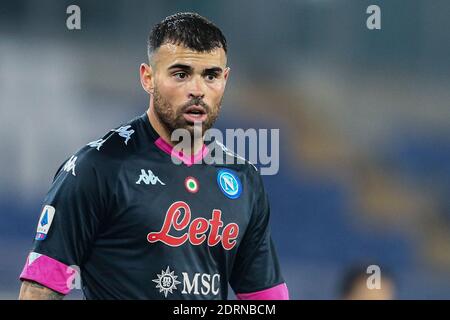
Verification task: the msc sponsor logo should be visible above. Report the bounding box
[181,272,220,296]
[153,266,220,298]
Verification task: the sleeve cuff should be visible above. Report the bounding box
[19,252,76,295]
[237,283,290,300]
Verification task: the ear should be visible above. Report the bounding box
[140,63,154,94]
[223,66,231,82]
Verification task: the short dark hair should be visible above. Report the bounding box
[148,12,227,58]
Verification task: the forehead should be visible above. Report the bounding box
[152,43,227,69]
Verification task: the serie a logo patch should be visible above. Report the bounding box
[35,205,56,241]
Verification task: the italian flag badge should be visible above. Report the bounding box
[185,176,199,193]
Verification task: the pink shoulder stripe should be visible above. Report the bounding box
[237,283,289,300]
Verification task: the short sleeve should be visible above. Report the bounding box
[229,171,288,299]
[19,151,108,294]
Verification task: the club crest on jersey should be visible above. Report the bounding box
[147,201,239,250]
[216,169,242,199]
[35,205,55,241]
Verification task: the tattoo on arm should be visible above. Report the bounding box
[19,280,64,300]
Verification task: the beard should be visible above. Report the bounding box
[152,86,222,138]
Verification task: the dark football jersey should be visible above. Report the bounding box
[19,112,286,300]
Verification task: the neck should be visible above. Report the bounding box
[146,108,204,157]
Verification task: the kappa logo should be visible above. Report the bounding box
[112,125,134,145]
[87,139,105,151]
[63,155,77,176]
[136,169,166,186]
[153,266,220,298]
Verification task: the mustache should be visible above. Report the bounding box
[180,97,210,113]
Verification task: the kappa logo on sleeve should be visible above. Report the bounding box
[87,138,106,151]
[35,205,56,241]
[62,155,77,176]
[112,125,135,145]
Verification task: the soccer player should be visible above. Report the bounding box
[18,12,289,300]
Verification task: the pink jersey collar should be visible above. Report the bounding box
[155,137,209,167]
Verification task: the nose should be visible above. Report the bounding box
[187,76,205,101]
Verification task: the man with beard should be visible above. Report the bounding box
[18,12,289,300]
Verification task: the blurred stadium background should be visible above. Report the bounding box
[1,0,450,299]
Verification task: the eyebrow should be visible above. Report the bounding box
[168,63,223,74]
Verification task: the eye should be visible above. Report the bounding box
[174,72,188,80]
[205,74,218,81]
